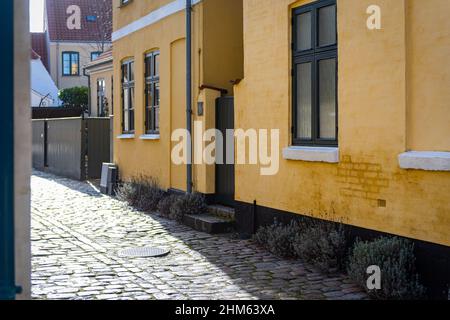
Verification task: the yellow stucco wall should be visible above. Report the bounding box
[113,8,187,190]
[234,0,450,246]
[203,0,244,94]
[406,0,450,151]
[113,0,243,193]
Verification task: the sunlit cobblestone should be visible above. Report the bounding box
[31,171,367,300]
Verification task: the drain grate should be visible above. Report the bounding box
[118,247,170,258]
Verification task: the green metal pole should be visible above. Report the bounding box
[0,0,17,300]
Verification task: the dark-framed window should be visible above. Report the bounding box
[97,78,106,117]
[62,51,80,76]
[121,59,135,133]
[144,51,160,134]
[292,0,337,146]
[91,51,102,61]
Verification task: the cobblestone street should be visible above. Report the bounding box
[31,171,367,300]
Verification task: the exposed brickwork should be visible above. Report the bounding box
[337,156,390,205]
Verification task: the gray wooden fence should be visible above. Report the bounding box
[32,117,110,180]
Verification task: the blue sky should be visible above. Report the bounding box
[30,0,44,32]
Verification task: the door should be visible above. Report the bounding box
[215,97,235,206]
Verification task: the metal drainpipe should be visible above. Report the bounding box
[186,0,193,194]
[0,0,19,300]
[83,68,91,117]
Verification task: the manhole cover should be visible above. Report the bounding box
[118,247,170,258]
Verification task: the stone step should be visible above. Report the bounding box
[207,205,235,220]
[182,214,235,234]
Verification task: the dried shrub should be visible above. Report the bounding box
[254,220,300,258]
[347,237,425,300]
[116,175,165,212]
[169,193,207,222]
[157,195,179,218]
[294,220,347,273]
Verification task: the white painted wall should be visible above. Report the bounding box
[31,57,60,106]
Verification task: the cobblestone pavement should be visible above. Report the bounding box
[31,171,367,300]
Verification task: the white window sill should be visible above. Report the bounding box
[399,151,450,171]
[117,134,135,139]
[139,134,160,140]
[282,146,339,163]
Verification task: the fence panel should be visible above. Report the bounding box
[46,118,85,180]
[86,118,110,179]
[32,120,46,170]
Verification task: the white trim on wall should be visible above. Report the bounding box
[282,146,339,163]
[398,151,450,171]
[112,0,202,42]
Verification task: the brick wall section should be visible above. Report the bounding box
[338,156,390,205]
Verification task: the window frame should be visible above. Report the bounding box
[292,0,338,147]
[91,51,102,61]
[144,51,160,135]
[121,59,135,134]
[61,51,80,76]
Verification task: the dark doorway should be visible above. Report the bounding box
[215,97,235,207]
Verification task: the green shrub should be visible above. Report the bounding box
[169,193,207,222]
[254,220,300,258]
[293,221,347,273]
[116,176,165,212]
[59,86,88,110]
[347,237,425,300]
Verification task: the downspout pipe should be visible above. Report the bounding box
[0,0,19,300]
[186,0,193,194]
[83,68,91,117]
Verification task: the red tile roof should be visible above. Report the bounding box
[45,0,112,42]
[31,33,49,71]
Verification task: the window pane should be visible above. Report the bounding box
[155,107,160,132]
[296,12,311,51]
[154,82,160,107]
[63,63,70,75]
[129,62,134,81]
[296,62,312,140]
[130,87,135,110]
[154,54,159,76]
[123,108,129,132]
[129,109,135,131]
[71,61,78,75]
[123,89,129,111]
[145,57,151,78]
[63,54,70,74]
[319,58,336,140]
[122,64,128,82]
[318,5,336,47]
[145,83,152,107]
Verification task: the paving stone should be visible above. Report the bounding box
[31,171,367,301]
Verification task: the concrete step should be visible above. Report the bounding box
[183,214,235,234]
[207,205,235,220]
